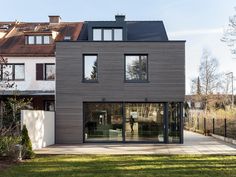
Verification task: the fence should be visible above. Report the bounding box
[185,114,236,140]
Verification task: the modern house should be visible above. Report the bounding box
[0,16,82,111]
[56,15,185,144]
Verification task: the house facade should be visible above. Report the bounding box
[56,15,185,144]
[0,16,82,111]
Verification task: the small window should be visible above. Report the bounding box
[44,100,55,111]
[93,29,102,41]
[36,36,42,44]
[114,29,123,41]
[83,55,98,82]
[125,55,148,82]
[43,36,50,44]
[45,64,55,80]
[103,29,112,41]
[28,36,35,44]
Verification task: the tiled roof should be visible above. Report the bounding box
[0,22,83,57]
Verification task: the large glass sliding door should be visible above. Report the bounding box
[84,103,123,142]
[83,102,181,143]
[125,103,164,142]
[168,102,181,143]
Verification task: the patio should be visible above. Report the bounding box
[35,131,236,155]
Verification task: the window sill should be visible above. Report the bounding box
[82,80,99,83]
[124,80,149,83]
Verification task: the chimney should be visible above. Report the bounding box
[49,15,61,24]
[115,15,125,22]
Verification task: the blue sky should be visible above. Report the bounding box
[0,0,235,93]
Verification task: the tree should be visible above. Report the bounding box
[191,49,222,111]
[21,125,35,159]
[90,60,97,80]
[222,7,236,57]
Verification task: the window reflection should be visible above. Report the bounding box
[83,55,98,81]
[125,55,148,81]
[84,103,123,142]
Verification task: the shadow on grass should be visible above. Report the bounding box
[1,155,236,177]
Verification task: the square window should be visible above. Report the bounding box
[43,36,50,44]
[28,36,35,44]
[93,29,102,41]
[125,55,148,82]
[36,36,42,44]
[114,29,123,41]
[83,55,98,81]
[103,29,112,41]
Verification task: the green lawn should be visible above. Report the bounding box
[1,155,236,177]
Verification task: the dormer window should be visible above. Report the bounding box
[25,35,52,45]
[103,29,112,41]
[92,28,123,41]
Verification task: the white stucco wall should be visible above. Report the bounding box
[21,110,55,150]
[5,57,55,91]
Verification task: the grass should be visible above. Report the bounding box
[1,155,236,177]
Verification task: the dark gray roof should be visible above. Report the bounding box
[77,21,168,41]
[126,21,168,41]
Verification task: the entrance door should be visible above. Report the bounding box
[125,103,164,142]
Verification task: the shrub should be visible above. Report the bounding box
[0,136,21,160]
[21,125,35,159]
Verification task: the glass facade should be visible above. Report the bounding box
[125,103,164,142]
[84,103,123,142]
[168,103,181,143]
[84,102,182,143]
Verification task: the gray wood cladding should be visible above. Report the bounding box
[55,42,185,143]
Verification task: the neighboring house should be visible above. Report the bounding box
[56,15,185,144]
[0,16,83,111]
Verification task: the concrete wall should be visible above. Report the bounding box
[21,110,55,150]
[3,57,55,91]
[56,41,185,143]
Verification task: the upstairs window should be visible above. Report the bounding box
[36,36,42,44]
[92,28,123,41]
[83,55,98,82]
[125,55,148,82]
[1,64,25,81]
[36,63,55,80]
[26,35,52,45]
[103,29,112,41]
[114,29,123,41]
[93,29,102,41]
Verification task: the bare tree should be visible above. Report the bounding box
[191,49,222,111]
[222,7,236,57]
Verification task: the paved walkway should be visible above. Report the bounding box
[36,131,236,155]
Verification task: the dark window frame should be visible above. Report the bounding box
[45,63,55,81]
[92,28,123,41]
[82,54,98,83]
[124,54,149,83]
[25,35,53,45]
[36,63,55,81]
[0,63,25,81]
